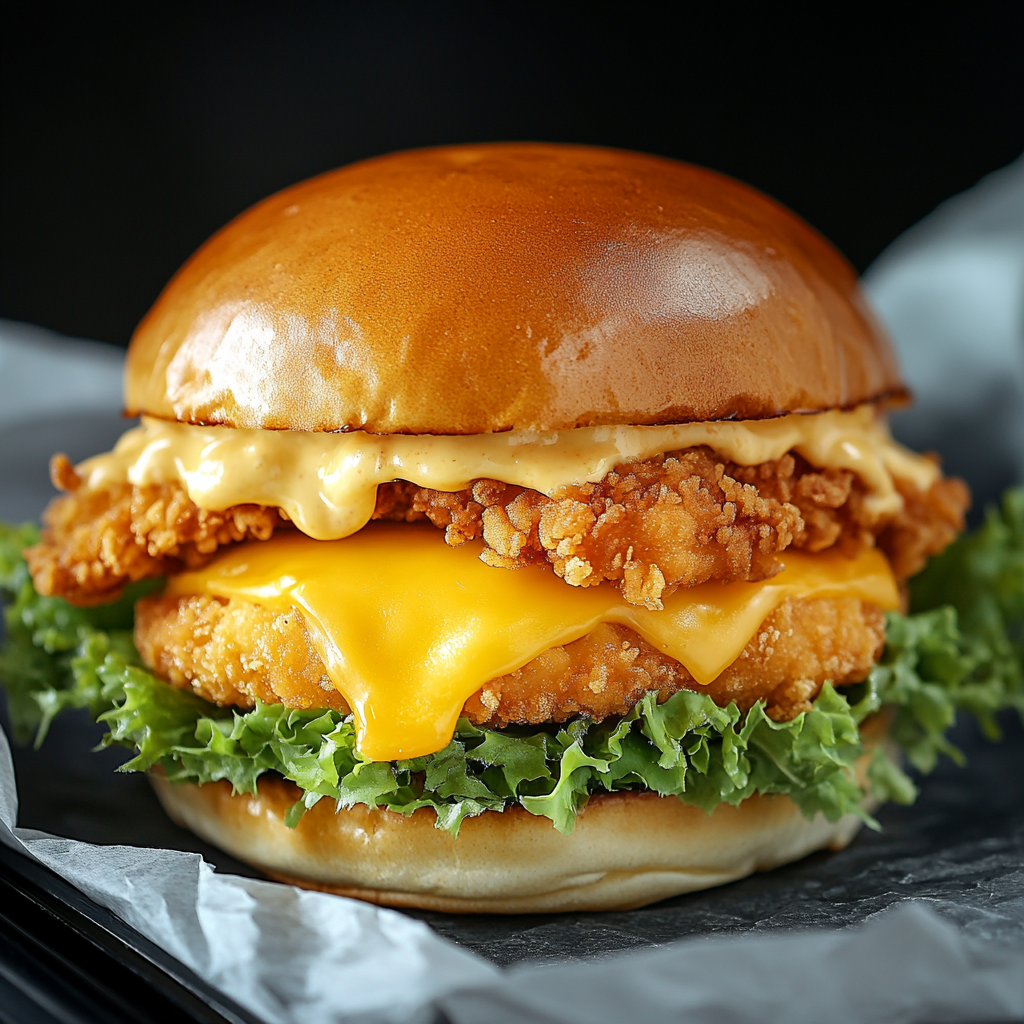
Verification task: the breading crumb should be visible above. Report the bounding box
[50,453,81,492]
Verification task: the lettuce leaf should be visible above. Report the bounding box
[0,522,159,743]
[2,489,1022,837]
[859,488,1024,772]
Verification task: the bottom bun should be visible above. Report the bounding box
[151,769,872,913]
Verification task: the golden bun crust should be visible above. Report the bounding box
[126,144,905,434]
[151,775,865,913]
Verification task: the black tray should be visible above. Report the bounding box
[0,838,263,1024]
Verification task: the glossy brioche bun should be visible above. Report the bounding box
[126,143,905,435]
[151,774,867,914]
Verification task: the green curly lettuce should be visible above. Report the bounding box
[856,488,1024,777]
[0,522,160,743]
[1,489,1022,837]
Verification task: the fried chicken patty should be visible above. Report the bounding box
[28,457,290,606]
[29,449,968,608]
[375,449,967,603]
[134,592,885,727]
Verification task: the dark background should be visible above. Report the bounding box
[3,6,1024,349]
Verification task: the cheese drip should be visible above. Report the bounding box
[165,524,900,761]
[80,406,938,542]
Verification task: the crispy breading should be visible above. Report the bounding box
[464,596,884,724]
[135,593,345,711]
[26,478,288,606]
[134,592,884,725]
[878,474,970,580]
[29,447,968,607]
[376,448,968,606]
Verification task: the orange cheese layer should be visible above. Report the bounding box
[165,523,899,761]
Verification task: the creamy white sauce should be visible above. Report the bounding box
[78,406,937,541]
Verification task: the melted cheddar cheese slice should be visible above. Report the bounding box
[165,524,899,761]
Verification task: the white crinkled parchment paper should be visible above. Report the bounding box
[0,726,498,1024]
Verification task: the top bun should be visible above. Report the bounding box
[125,144,904,434]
